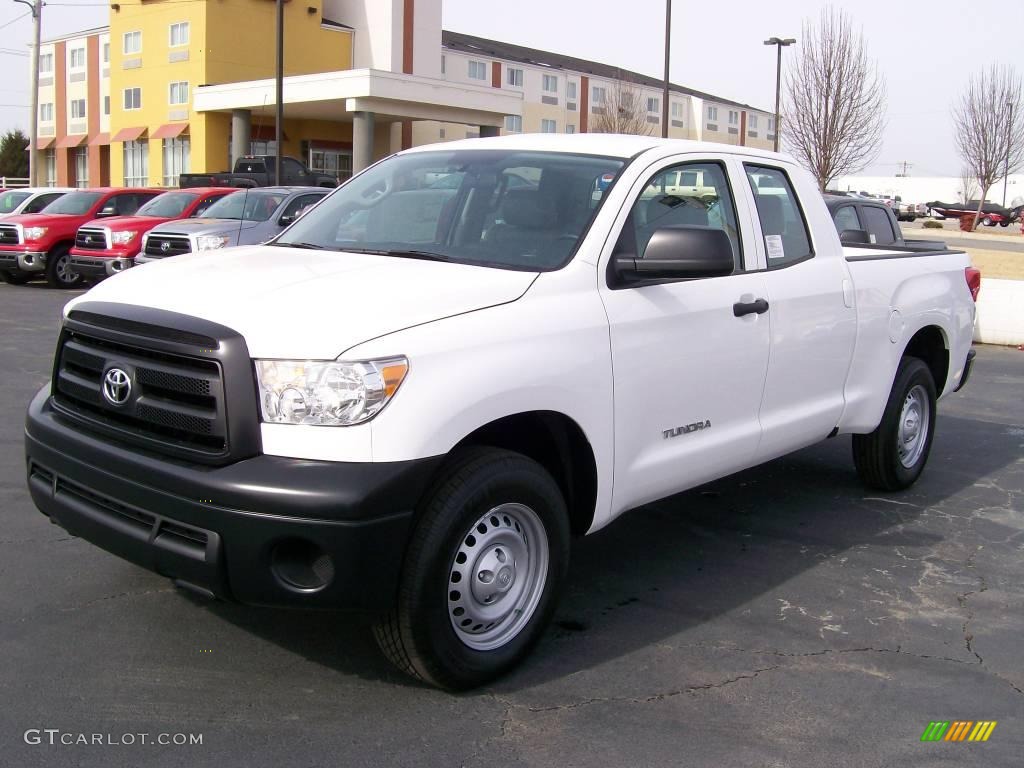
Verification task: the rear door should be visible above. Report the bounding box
[741,164,857,462]
[600,156,771,514]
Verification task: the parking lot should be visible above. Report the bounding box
[1,282,1022,767]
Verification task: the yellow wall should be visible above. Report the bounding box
[108,0,354,183]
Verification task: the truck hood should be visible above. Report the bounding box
[147,218,262,236]
[1,212,86,231]
[81,214,167,232]
[71,245,539,358]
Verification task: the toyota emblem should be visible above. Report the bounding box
[102,368,132,406]
[160,241,171,252]
[85,235,93,243]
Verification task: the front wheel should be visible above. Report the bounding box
[853,357,937,491]
[45,245,82,289]
[981,215,994,227]
[374,448,570,690]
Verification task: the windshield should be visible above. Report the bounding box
[44,191,103,215]
[274,149,626,270]
[202,190,286,221]
[0,191,31,213]
[136,191,199,218]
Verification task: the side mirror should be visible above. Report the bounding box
[278,214,294,227]
[614,226,734,281]
[96,205,118,217]
[839,228,870,245]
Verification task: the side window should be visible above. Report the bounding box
[281,193,322,222]
[744,165,813,268]
[282,158,304,181]
[25,194,61,213]
[617,161,742,270]
[861,205,897,245]
[192,195,221,217]
[832,205,861,234]
[112,194,137,214]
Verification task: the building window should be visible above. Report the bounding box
[309,148,352,182]
[768,117,776,132]
[646,97,660,113]
[169,22,190,47]
[671,101,683,118]
[123,87,141,110]
[74,147,89,189]
[162,137,190,187]
[567,81,577,100]
[565,124,576,134]
[592,86,607,105]
[123,31,142,55]
[504,114,522,133]
[706,105,718,121]
[39,52,53,73]
[728,110,739,125]
[749,114,759,129]
[248,140,277,157]
[44,149,56,187]
[169,81,189,105]
[441,55,445,74]
[123,139,148,186]
[70,99,86,119]
[102,42,109,64]
[468,60,487,81]
[104,95,110,115]
[506,67,523,87]
[39,103,53,122]
[541,119,557,133]
[542,74,558,93]
[69,47,86,69]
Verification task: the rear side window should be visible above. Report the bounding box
[618,161,742,269]
[861,205,897,245]
[832,205,861,234]
[744,165,812,268]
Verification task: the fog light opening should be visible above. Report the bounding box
[270,539,334,592]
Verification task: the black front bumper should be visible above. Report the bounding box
[25,388,441,612]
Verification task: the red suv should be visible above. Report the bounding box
[69,187,237,281]
[0,188,160,288]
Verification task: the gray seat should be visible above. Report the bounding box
[485,189,559,258]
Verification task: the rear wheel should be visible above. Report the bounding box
[981,215,994,227]
[853,357,937,491]
[374,447,570,690]
[45,245,82,289]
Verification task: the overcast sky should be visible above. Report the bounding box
[1,0,1020,177]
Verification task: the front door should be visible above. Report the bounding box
[600,158,772,515]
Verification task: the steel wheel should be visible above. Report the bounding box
[897,384,930,468]
[447,503,549,652]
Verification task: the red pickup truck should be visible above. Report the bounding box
[69,187,236,281]
[0,188,160,288]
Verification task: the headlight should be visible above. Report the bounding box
[24,226,48,240]
[255,357,408,426]
[111,230,137,245]
[196,234,231,251]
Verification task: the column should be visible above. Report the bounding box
[353,111,375,173]
[231,109,252,165]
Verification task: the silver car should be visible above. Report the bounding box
[136,187,328,264]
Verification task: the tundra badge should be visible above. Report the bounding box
[663,420,711,439]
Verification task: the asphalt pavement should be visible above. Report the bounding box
[1,283,1022,768]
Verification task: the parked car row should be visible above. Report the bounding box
[0,185,330,288]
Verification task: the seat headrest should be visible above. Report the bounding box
[502,189,557,229]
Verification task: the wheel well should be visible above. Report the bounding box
[903,326,948,391]
[453,411,598,536]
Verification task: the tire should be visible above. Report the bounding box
[981,215,994,227]
[1000,221,1009,227]
[45,245,82,289]
[0,270,31,285]
[853,357,937,491]
[374,447,570,690]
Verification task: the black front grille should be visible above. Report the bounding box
[75,227,108,251]
[144,233,192,258]
[0,224,20,245]
[53,329,228,456]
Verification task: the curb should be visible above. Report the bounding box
[974,277,1024,346]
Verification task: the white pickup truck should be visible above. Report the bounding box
[24,135,979,690]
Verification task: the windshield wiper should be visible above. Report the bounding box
[344,247,453,262]
[273,241,328,250]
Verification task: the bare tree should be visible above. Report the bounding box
[783,8,886,191]
[957,167,979,203]
[952,64,1024,228]
[590,72,655,136]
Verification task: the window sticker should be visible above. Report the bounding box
[765,234,785,260]
[869,233,877,243]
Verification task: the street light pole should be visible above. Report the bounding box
[274,0,283,182]
[14,0,42,186]
[1003,99,1013,207]
[763,36,795,153]
[661,0,671,139]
